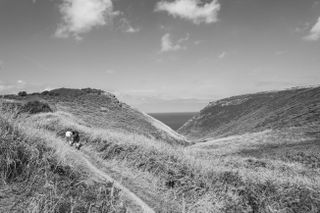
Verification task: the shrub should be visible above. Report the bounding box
[81,88,104,95]
[18,91,27,97]
[41,90,49,95]
[29,92,40,96]
[19,100,53,114]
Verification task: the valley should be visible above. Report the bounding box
[1,87,320,212]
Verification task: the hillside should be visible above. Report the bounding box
[0,108,127,212]
[178,86,320,140]
[1,87,320,212]
[2,88,187,145]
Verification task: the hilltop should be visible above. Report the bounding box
[178,86,320,140]
[2,88,187,145]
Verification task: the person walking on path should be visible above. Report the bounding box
[72,130,82,150]
[65,130,73,145]
[65,130,82,150]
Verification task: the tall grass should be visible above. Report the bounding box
[28,111,320,212]
[0,109,126,212]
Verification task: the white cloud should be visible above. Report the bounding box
[126,26,141,33]
[304,17,320,41]
[155,0,221,24]
[118,18,140,33]
[55,0,114,40]
[17,80,25,84]
[218,51,227,59]
[161,33,189,52]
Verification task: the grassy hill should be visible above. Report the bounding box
[2,88,187,145]
[1,87,320,212]
[0,107,126,212]
[178,86,320,140]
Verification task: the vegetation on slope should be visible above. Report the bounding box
[3,88,187,145]
[0,108,125,212]
[2,87,320,212]
[27,108,320,212]
[178,86,320,140]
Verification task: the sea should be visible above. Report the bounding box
[149,112,197,130]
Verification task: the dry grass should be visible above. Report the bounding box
[25,110,320,212]
[2,88,187,145]
[2,91,320,212]
[179,86,320,140]
[0,109,126,213]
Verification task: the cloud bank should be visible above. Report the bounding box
[155,0,221,24]
[304,17,320,41]
[55,0,114,40]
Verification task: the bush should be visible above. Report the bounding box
[41,90,49,95]
[29,92,40,96]
[19,101,53,114]
[18,91,27,97]
[81,88,104,95]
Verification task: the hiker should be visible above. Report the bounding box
[65,130,82,150]
[65,130,73,145]
[72,130,82,150]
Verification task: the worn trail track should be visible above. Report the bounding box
[80,149,156,213]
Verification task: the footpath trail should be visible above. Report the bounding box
[0,136,157,213]
[80,149,157,213]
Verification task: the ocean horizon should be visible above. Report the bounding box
[149,112,197,130]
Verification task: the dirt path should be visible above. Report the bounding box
[80,152,156,213]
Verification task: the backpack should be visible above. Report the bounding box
[72,131,80,143]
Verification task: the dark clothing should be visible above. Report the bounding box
[72,131,80,143]
[69,131,81,150]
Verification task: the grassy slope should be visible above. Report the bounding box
[3,88,187,145]
[0,110,125,213]
[2,87,320,212]
[24,108,320,212]
[185,127,320,212]
[178,86,320,140]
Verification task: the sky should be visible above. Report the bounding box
[0,0,320,112]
